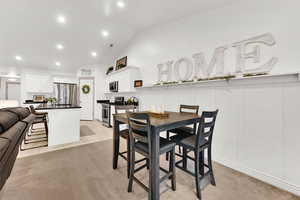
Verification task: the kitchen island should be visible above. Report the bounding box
[36,104,82,146]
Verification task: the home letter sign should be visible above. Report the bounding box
[157,33,277,83]
[232,33,278,74]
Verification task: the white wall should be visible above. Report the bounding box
[105,0,300,195]
[114,0,300,84]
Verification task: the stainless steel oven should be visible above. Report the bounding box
[109,81,118,92]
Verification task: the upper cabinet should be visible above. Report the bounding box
[24,74,53,93]
[105,66,141,93]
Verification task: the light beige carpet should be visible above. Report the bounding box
[2,140,299,200]
[80,125,96,137]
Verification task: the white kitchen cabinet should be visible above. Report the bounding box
[25,74,53,93]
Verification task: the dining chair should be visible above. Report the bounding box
[127,112,176,194]
[175,110,218,199]
[114,105,146,178]
[22,105,48,150]
[166,104,199,160]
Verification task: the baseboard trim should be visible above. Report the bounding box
[214,158,300,196]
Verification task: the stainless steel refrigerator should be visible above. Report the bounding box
[54,83,78,105]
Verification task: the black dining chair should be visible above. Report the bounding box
[175,110,218,199]
[127,112,176,194]
[166,104,199,160]
[114,105,146,178]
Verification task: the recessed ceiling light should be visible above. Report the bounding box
[91,51,98,57]
[57,15,66,24]
[56,44,64,50]
[15,56,23,61]
[117,1,125,8]
[101,30,109,37]
[55,61,61,67]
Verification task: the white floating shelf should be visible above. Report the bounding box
[137,72,300,89]
[106,66,139,76]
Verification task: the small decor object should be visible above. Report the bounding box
[33,95,45,102]
[106,66,114,75]
[148,111,169,119]
[82,84,90,94]
[46,97,57,105]
[116,56,127,70]
[134,80,143,88]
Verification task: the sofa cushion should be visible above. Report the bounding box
[3,107,31,120]
[0,122,26,168]
[0,111,19,134]
[0,138,9,161]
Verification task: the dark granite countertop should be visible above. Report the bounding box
[35,104,82,110]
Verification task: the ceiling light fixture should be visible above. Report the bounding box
[91,51,98,57]
[117,1,125,8]
[101,30,109,38]
[15,56,23,61]
[57,15,66,24]
[55,61,61,67]
[56,44,64,50]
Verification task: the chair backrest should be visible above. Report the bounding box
[29,105,36,114]
[127,112,152,147]
[115,105,136,114]
[196,110,219,148]
[179,105,199,114]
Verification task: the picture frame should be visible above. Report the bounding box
[134,80,143,88]
[116,56,127,70]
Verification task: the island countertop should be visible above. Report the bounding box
[35,104,82,110]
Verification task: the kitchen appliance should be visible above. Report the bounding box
[100,101,111,127]
[54,83,78,105]
[109,81,118,92]
[114,97,124,105]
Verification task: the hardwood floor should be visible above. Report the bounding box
[2,138,299,200]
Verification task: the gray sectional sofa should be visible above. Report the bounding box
[0,107,35,190]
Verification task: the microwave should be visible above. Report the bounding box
[109,81,118,92]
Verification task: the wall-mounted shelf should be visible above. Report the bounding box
[106,66,139,76]
[136,72,300,89]
[104,91,137,95]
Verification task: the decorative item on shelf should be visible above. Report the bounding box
[134,80,143,88]
[116,56,127,70]
[106,66,114,75]
[197,75,236,82]
[81,84,91,94]
[46,97,57,105]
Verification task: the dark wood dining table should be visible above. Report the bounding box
[112,111,202,200]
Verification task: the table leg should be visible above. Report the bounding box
[113,117,120,169]
[149,127,160,200]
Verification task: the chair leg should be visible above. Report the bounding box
[146,159,149,170]
[178,146,182,154]
[208,146,216,186]
[166,131,170,161]
[128,147,135,193]
[183,147,187,169]
[170,148,176,191]
[194,150,202,200]
[127,138,130,178]
[44,120,48,135]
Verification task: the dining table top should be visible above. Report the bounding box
[113,111,201,129]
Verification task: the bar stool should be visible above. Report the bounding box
[23,105,48,149]
[127,112,176,194]
[166,104,199,160]
[175,110,218,199]
[115,105,146,178]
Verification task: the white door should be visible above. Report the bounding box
[6,82,21,102]
[79,79,94,120]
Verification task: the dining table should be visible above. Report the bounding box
[112,111,202,200]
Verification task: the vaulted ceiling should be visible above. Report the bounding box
[0,0,237,72]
